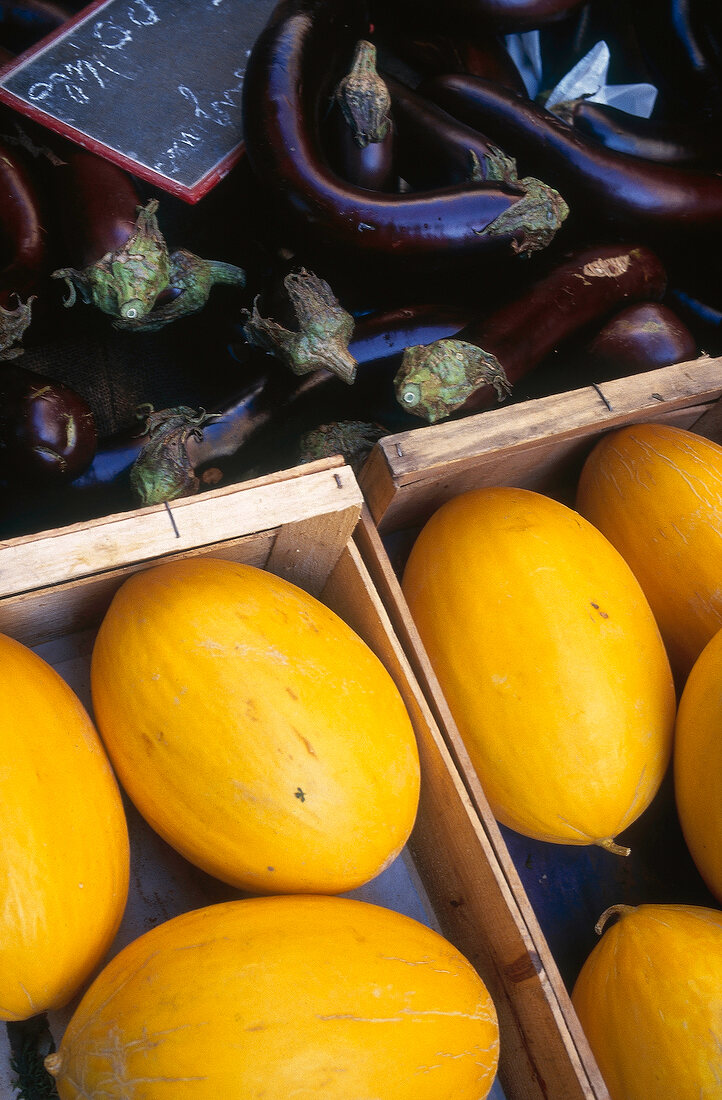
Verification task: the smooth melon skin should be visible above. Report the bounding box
[571,903,722,1100]
[674,626,722,904]
[0,633,130,1022]
[575,422,722,683]
[90,557,421,895]
[401,486,675,848]
[45,894,500,1100]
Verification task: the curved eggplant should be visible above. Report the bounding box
[394,242,667,421]
[421,73,722,244]
[387,76,514,189]
[241,0,568,272]
[67,299,474,512]
[571,99,722,169]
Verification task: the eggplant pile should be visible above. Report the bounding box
[0,0,720,537]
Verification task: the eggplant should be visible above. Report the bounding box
[241,0,568,274]
[386,75,515,189]
[0,362,96,487]
[580,301,698,380]
[65,299,474,515]
[0,138,51,353]
[517,299,699,398]
[421,73,722,246]
[571,100,722,170]
[322,39,397,191]
[394,242,668,421]
[48,146,141,271]
[0,139,48,306]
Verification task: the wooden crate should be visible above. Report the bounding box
[356,353,722,1100]
[0,458,606,1100]
[361,355,722,536]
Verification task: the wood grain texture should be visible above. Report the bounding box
[0,460,361,601]
[360,355,722,533]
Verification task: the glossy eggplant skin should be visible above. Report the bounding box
[422,74,722,244]
[448,242,667,415]
[387,76,506,189]
[323,100,397,192]
[49,146,141,270]
[580,301,697,380]
[241,0,551,271]
[0,363,96,487]
[70,300,473,505]
[0,140,48,309]
[571,100,722,170]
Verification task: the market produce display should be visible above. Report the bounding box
[1,0,719,535]
[397,431,722,1099]
[4,0,722,1096]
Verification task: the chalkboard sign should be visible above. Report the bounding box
[0,0,278,202]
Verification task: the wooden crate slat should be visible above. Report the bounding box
[0,464,362,600]
[361,356,722,531]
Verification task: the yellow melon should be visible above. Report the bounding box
[46,894,500,1100]
[90,557,420,894]
[0,633,129,1021]
[572,902,722,1099]
[401,485,675,849]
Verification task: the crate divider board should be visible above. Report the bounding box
[360,355,722,535]
[0,460,607,1099]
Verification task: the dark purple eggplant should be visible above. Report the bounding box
[570,99,722,169]
[67,299,474,509]
[421,73,722,245]
[0,139,48,307]
[387,75,516,189]
[579,300,698,380]
[241,0,568,273]
[630,0,722,122]
[323,39,397,191]
[0,362,96,486]
[394,242,668,421]
[0,138,50,353]
[49,146,141,271]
